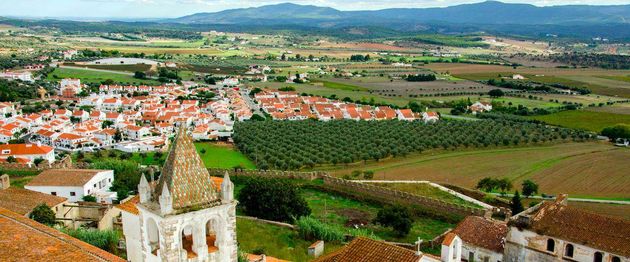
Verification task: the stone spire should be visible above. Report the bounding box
[138,173,151,204]
[221,171,234,204]
[154,126,220,212]
[159,183,173,215]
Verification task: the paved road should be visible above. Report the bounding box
[239,89,264,117]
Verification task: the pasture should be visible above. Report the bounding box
[47,67,160,85]
[194,143,256,169]
[529,110,630,132]
[326,142,630,200]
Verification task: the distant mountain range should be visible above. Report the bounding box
[172,1,630,27]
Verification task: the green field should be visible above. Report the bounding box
[302,188,454,243]
[236,218,342,261]
[76,150,166,166]
[194,143,256,169]
[326,142,630,200]
[529,110,630,132]
[47,67,160,85]
[81,64,152,72]
[313,79,369,92]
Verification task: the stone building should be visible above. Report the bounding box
[505,195,629,262]
[119,128,237,262]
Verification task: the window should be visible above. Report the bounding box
[546,239,555,252]
[70,192,76,196]
[564,244,574,258]
[51,192,57,196]
[612,256,621,262]
[1,150,10,154]
[594,252,603,262]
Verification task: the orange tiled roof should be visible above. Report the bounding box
[525,200,630,257]
[26,169,109,187]
[0,208,124,261]
[314,237,420,262]
[451,216,507,253]
[0,187,67,215]
[0,144,53,155]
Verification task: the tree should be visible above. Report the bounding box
[496,178,513,195]
[82,195,97,202]
[33,157,45,166]
[200,148,207,154]
[30,203,56,226]
[134,71,146,79]
[374,205,413,237]
[521,180,539,198]
[488,89,505,98]
[510,190,524,214]
[92,159,141,202]
[6,156,16,163]
[476,177,498,192]
[601,124,630,142]
[237,177,311,223]
[407,101,423,113]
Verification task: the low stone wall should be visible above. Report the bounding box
[321,176,485,218]
[210,168,486,218]
[237,215,296,230]
[0,155,73,171]
[207,168,324,181]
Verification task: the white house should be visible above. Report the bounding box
[422,111,440,123]
[469,102,493,114]
[449,216,507,262]
[25,169,117,203]
[0,143,55,164]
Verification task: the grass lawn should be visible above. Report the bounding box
[194,143,256,169]
[47,67,160,85]
[529,110,630,132]
[375,183,481,208]
[236,218,342,261]
[302,188,454,243]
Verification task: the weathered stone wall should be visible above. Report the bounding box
[207,168,324,181]
[0,155,73,171]
[210,168,485,218]
[321,176,485,218]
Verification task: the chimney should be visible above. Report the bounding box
[0,174,9,190]
[555,194,568,206]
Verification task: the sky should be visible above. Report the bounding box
[0,0,627,19]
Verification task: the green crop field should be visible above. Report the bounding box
[313,79,369,92]
[194,143,256,169]
[47,67,160,85]
[236,218,343,261]
[81,64,152,72]
[529,110,630,132]
[326,142,630,200]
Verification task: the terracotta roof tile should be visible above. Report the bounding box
[526,201,630,257]
[451,216,507,253]
[0,187,67,215]
[314,237,420,262]
[27,169,109,187]
[0,208,124,261]
[0,144,53,155]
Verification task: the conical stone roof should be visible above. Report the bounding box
[154,127,220,211]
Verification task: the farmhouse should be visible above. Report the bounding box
[25,169,116,203]
[450,216,507,262]
[469,101,493,114]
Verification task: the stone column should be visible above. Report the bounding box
[194,221,209,259]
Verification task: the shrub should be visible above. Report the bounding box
[374,205,413,237]
[296,216,345,243]
[238,177,311,223]
[61,228,120,255]
[29,203,56,226]
[82,195,97,202]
